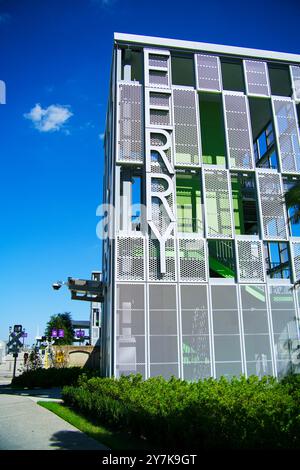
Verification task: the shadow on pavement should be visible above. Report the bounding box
[0,384,62,400]
[50,430,107,450]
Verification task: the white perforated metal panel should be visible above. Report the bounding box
[149,70,169,87]
[291,241,300,282]
[173,88,200,166]
[148,54,169,68]
[203,169,233,238]
[236,239,265,283]
[144,49,171,89]
[256,172,288,240]
[272,98,300,173]
[244,60,270,96]
[150,109,171,127]
[178,237,207,282]
[195,54,222,92]
[116,236,145,281]
[290,66,300,101]
[149,132,173,173]
[117,83,143,163]
[145,89,172,129]
[223,92,254,169]
[149,91,170,107]
[148,237,176,281]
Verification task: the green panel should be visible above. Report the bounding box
[199,95,226,165]
[231,176,245,235]
[176,174,202,233]
[209,257,234,278]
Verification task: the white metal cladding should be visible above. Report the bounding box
[115,283,146,379]
[145,89,173,128]
[172,88,200,166]
[144,48,171,89]
[148,237,176,281]
[272,98,300,173]
[223,92,254,169]
[150,109,172,127]
[291,241,300,282]
[148,284,179,379]
[147,130,174,172]
[243,60,270,97]
[290,66,300,101]
[195,54,222,92]
[268,285,300,378]
[256,171,288,240]
[236,239,265,283]
[239,284,274,378]
[203,168,234,238]
[178,237,207,282]
[117,82,143,163]
[116,235,145,281]
[210,285,243,378]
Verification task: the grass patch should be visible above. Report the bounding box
[37,401,151,450]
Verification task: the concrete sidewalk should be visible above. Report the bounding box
[0,393,108,450]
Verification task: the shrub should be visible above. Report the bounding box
[62,374,300,449]
[11,367,99,388]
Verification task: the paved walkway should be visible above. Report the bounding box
[0,391,108,450]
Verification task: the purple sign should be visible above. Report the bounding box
[51,329,58,338]
[22,332,28,338]
[58,329,64,338]
[76,330,85,338]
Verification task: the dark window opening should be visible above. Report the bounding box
[221,59,245,92]
[171,54,195,87]
[208,239,236,278]
[268,64,292,97]
[120,168,143,232]
[264,242,291,279]
[249,97,279,169]
[231,172,259,235]
[199,93,227,165]
[121,48,143,82]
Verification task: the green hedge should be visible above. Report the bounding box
[62,374,300,449]
[11,367,99,388]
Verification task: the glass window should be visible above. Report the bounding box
[268,64,292,97]
[264,242,291,279]
[269,286,300,377]
[221,59,245,92]
[215,362,243,379]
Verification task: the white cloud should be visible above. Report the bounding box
[24,103,73,133]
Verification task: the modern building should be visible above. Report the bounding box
[101,33,300,381]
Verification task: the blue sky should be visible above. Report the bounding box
[0,0,299,345]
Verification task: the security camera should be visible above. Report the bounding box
[52,282,62,291]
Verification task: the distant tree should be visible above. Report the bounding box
[45,312,74,345]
